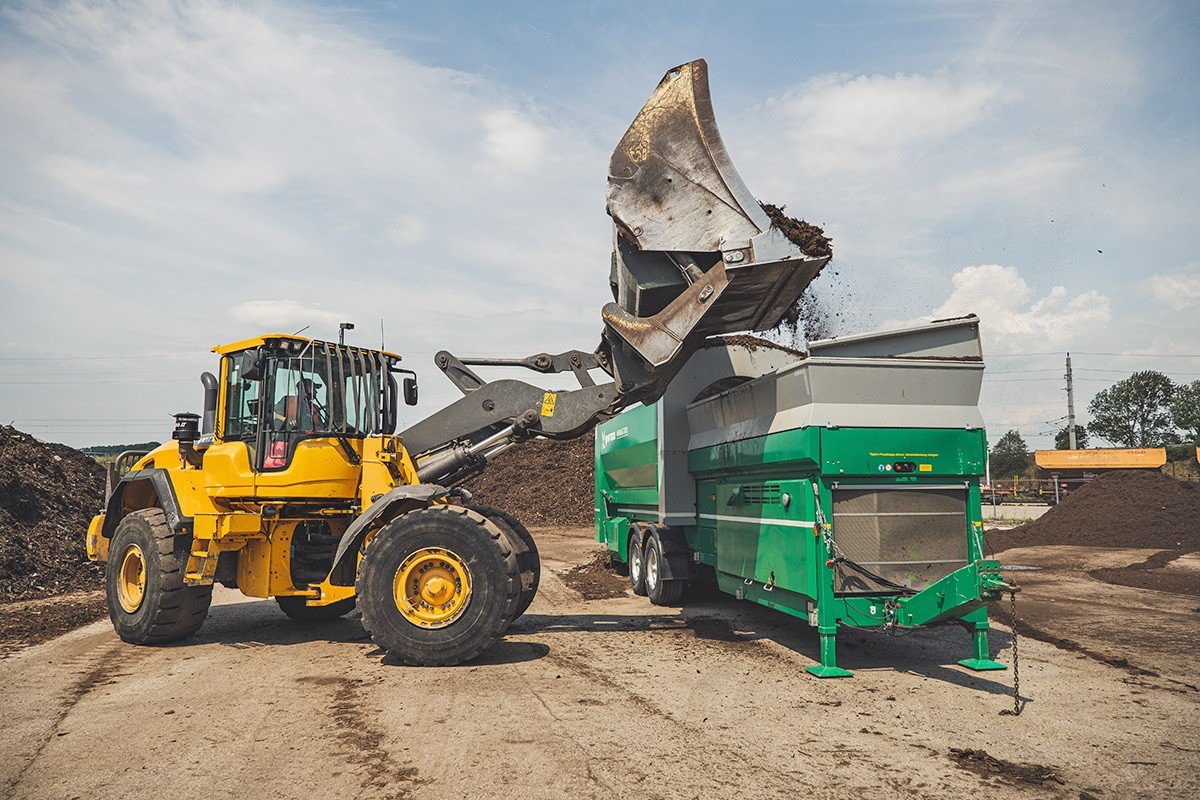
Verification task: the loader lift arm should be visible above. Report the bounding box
[402,59,830,487]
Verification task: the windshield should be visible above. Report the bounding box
[219,340,396,470]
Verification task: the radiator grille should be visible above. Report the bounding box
[831,487,968,594]
[738,484,782,506]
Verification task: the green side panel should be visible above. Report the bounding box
[821,427,986,477]
[711,478,817,597]
[596,403,659,519]
[599,517,631,559]
[688,426,820,477]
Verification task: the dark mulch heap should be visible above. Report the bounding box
[0,591,106,656]
[987,470,1200,553]
[558,550,628,600]
[0,426,106,602]
[460,434,594,528]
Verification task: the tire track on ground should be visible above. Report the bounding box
[4,640,143,796]
[299,675,424,800]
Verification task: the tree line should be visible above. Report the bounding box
[990,371,1200,478]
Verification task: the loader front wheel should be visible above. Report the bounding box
[357,506,520,666]
[106,509,212,644]
[468,504,540,620]
[276,595,357,622]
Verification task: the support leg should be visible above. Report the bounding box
[957,619,1006,671]
[806,629,853,678]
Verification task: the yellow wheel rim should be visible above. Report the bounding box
[393,547,472,628]
[117,544,147,613]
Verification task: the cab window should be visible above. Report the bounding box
[221,352,260,441]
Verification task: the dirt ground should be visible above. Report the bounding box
[1,527,1197,800]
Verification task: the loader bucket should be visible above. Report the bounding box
[603,59,829,371]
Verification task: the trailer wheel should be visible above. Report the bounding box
[644,531,684,605]
[276,596,357,622]
[628,533,648,596]
[468,504,540,620]
[105,508,212,644]
[356,505,520,666]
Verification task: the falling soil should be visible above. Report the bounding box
[461,434,594,527]
[703,334,807,358]
[557,550,627,600]
[987,470,1200,552]
[759,202,832,260]
[947,748,1064,789]
[0,426,106,602]
[758,201,837,346]
[0,590,106,656]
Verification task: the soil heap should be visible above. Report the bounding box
[0,426,106,601]
[988,469,1200,552]
[461,434,594,527]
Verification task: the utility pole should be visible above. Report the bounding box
[1065,352,1077,450]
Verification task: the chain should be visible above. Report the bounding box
[1000,588,1023,716]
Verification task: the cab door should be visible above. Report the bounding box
[205,351,259,498]
[250,343,360,500]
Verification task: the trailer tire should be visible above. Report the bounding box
[276,595,357,622]
[644,531,684,605]
[105,509,211,644]
[628,532,648,596]
[356,506,520,666]
[467,504,540,620]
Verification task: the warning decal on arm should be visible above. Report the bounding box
[540,392,557,417]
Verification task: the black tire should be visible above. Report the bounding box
[276,595,356,622]
[628,532,647,596]
[105,508,211,644]
[468,503,540,620]
[356,505,520,666]
[644,531,684,605]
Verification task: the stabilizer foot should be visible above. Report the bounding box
[805,664,853,678]
[957,657,1007,672]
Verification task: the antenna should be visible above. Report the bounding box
[380,318,386,350]
[292,325,310,335]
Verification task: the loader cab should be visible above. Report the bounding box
[209,335,410,493]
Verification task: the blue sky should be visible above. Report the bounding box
[1,0,1198,448]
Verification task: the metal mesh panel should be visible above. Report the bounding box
[831,487,967,594]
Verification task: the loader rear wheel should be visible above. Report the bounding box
[644,531,684,605]
[276,595,356,622]
[356,506,520,666]
[468,504,540,620]
[628,533,647,596]
[105,509,211,644]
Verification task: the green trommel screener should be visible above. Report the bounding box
[594,316,1015,677]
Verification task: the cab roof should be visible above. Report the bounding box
[212,333,402,361]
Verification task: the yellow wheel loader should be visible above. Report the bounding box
[85,59,831,665]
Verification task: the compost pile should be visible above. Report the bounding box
[462,434,594,527]
[988,470,1200,552]
[0,426,105,601]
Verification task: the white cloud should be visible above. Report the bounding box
[901,264,1111,354]
[384,214,428,246]
[480,109,546,171]
[765,71,1008,175]
[1147,263,1200,312]
[231,300,345,330]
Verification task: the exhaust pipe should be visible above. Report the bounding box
[200,371,218,434]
